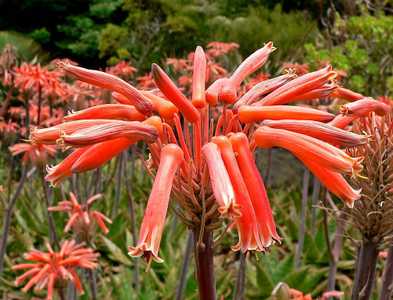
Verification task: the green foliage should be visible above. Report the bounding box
[0,31,48,62]
[57,16,100,59]
[305,12,393,95]
[29,27,51,45]
[208,5,317,65]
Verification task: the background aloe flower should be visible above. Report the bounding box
[9,143,56,165]
[13,240,98,300]
[49,192,112,236]
[28,41,367,299]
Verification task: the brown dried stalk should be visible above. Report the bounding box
[349,113,393,299]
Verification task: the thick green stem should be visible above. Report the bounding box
[194,231,216,300]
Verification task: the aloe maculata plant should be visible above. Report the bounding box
[24,41,390,300]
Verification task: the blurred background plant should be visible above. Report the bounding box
[0,0,393,299]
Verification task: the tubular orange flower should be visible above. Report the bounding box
[140,91,179,120]
[254,126,363,176]
[261,120,368,147]
[230,41,275,87]
[45,147,91,186]
[151,63,200,122]
[71,137,135,173]
[331,86,363,101]
[49,193,112,234]
[238,105,334,123]
[59,121,158,147]
[113,90,179,120]
[202,142,236,216]
[288,83,337,103]
[329,113,363,129]
[206,42,275,105]
[192,46,207,108]
[64,104,146,122]
[234,73,296,109]
[340,98,391,117]
[60,63,153,115]
[13,240,98,300]
[329,99,391,129]
[212,136,264,252]
[205,78,225,106]
[30,119,116,144]
[128,144,184,263]
[256,66,336,106]
[302,159,361,207]
[230,133,279,246]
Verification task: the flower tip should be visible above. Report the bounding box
[195,45,204,53]
[151,63,160,75]
[128,245,164,264]
[265,41,276,51]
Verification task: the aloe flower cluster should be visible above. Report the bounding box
[13,240,98,300]
[28,41,391,298]
[49,192,112,238]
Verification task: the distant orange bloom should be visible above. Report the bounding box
[49,192,112,235]
[13,240,98,300]
[9,143,56,165]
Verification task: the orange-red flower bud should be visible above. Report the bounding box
[303,159,361,207]
[340,98,391,117]
[71,138,134,173]
[261,120,368,147]
[151,63,200,122]
[64,104,146,122]
[288,83,337,103]
[238,105,334,123]
[254,126,363,176]
[230,41,275,86]
[60,121,158,147]
[205,78,225,106]
[192,46,207,108]
[60,63,152,115]
[256,66,336,106]
[140,91,179,120]
[332,86,363,102]
[45,147,91,186]
[31,120,115,145]
[234,73,295,109]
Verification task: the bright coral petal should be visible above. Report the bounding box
[128,144,184,263]
[230,133,279,245]
[238,105,334,123]
[151,63,200,122]
[61,63,152,115]
[212,136,263,251]
[71,138,134,173]
[202,142,235,216]
[64,104,146,122]
[261,119,368,147]
[192,46,207,108]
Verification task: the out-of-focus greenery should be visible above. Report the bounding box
[305,11,393,96]
[0,0,317,69]
[0,31,48,62]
